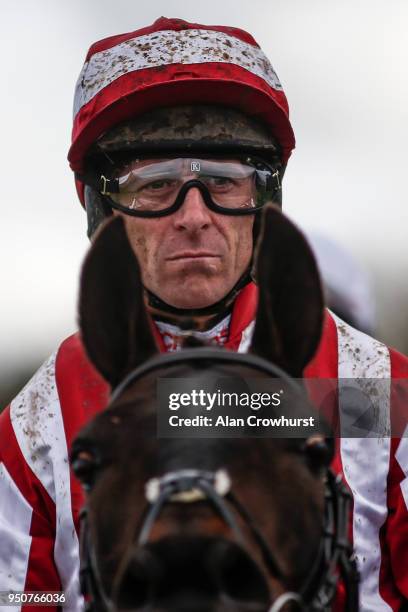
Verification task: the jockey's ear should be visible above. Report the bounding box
[250,205,324,377]
[79,216,158,387]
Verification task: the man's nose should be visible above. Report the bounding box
[173,186,212,232]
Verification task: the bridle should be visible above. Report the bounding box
[77,348,359,612]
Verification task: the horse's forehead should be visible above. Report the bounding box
[119,361,273,393]
[105,362,277,432]
[83,361,306,459]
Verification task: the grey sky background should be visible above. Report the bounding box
[1,0,407,379]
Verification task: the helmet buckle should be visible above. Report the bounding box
[100,175,111,196]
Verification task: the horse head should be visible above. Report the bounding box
[71,207,355,611]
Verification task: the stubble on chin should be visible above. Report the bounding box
[156,265,239,309]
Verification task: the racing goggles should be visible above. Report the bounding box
[96,157,281,217]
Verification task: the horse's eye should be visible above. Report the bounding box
[70,448,100,489]
[302,435,333,474]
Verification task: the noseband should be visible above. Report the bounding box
[78,348,359,611]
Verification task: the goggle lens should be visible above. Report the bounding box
[104,158,279,216]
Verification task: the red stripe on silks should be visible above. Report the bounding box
[389,347,408,377]
[226,282,257,351]
[304,310,338,378]
[23,508,61,612]
[305,313,347,611]
[389,348,408,439]
[304,311,341,455]
[378,440,407,610]
[0,407,61,604]
[55,334,110,530]
[55,334,110,436]
[378,348,408,609]
[86,18,261,59]
[303,310,344,488]
[70,64,294,174]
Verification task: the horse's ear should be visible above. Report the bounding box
[79,216,158,387]
[251,205,324,377]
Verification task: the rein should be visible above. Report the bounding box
[78,348,359,611]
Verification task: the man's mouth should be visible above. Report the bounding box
[166,252,220,261]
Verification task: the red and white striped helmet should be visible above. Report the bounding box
[69,17,295,188]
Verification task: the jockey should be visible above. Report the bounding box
[0,17,407,612]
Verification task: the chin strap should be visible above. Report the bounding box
[145,268,253,321]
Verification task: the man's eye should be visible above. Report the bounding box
[205,176,234,189]
[141,179,177,192]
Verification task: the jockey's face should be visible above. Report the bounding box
[113,186,254,309]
